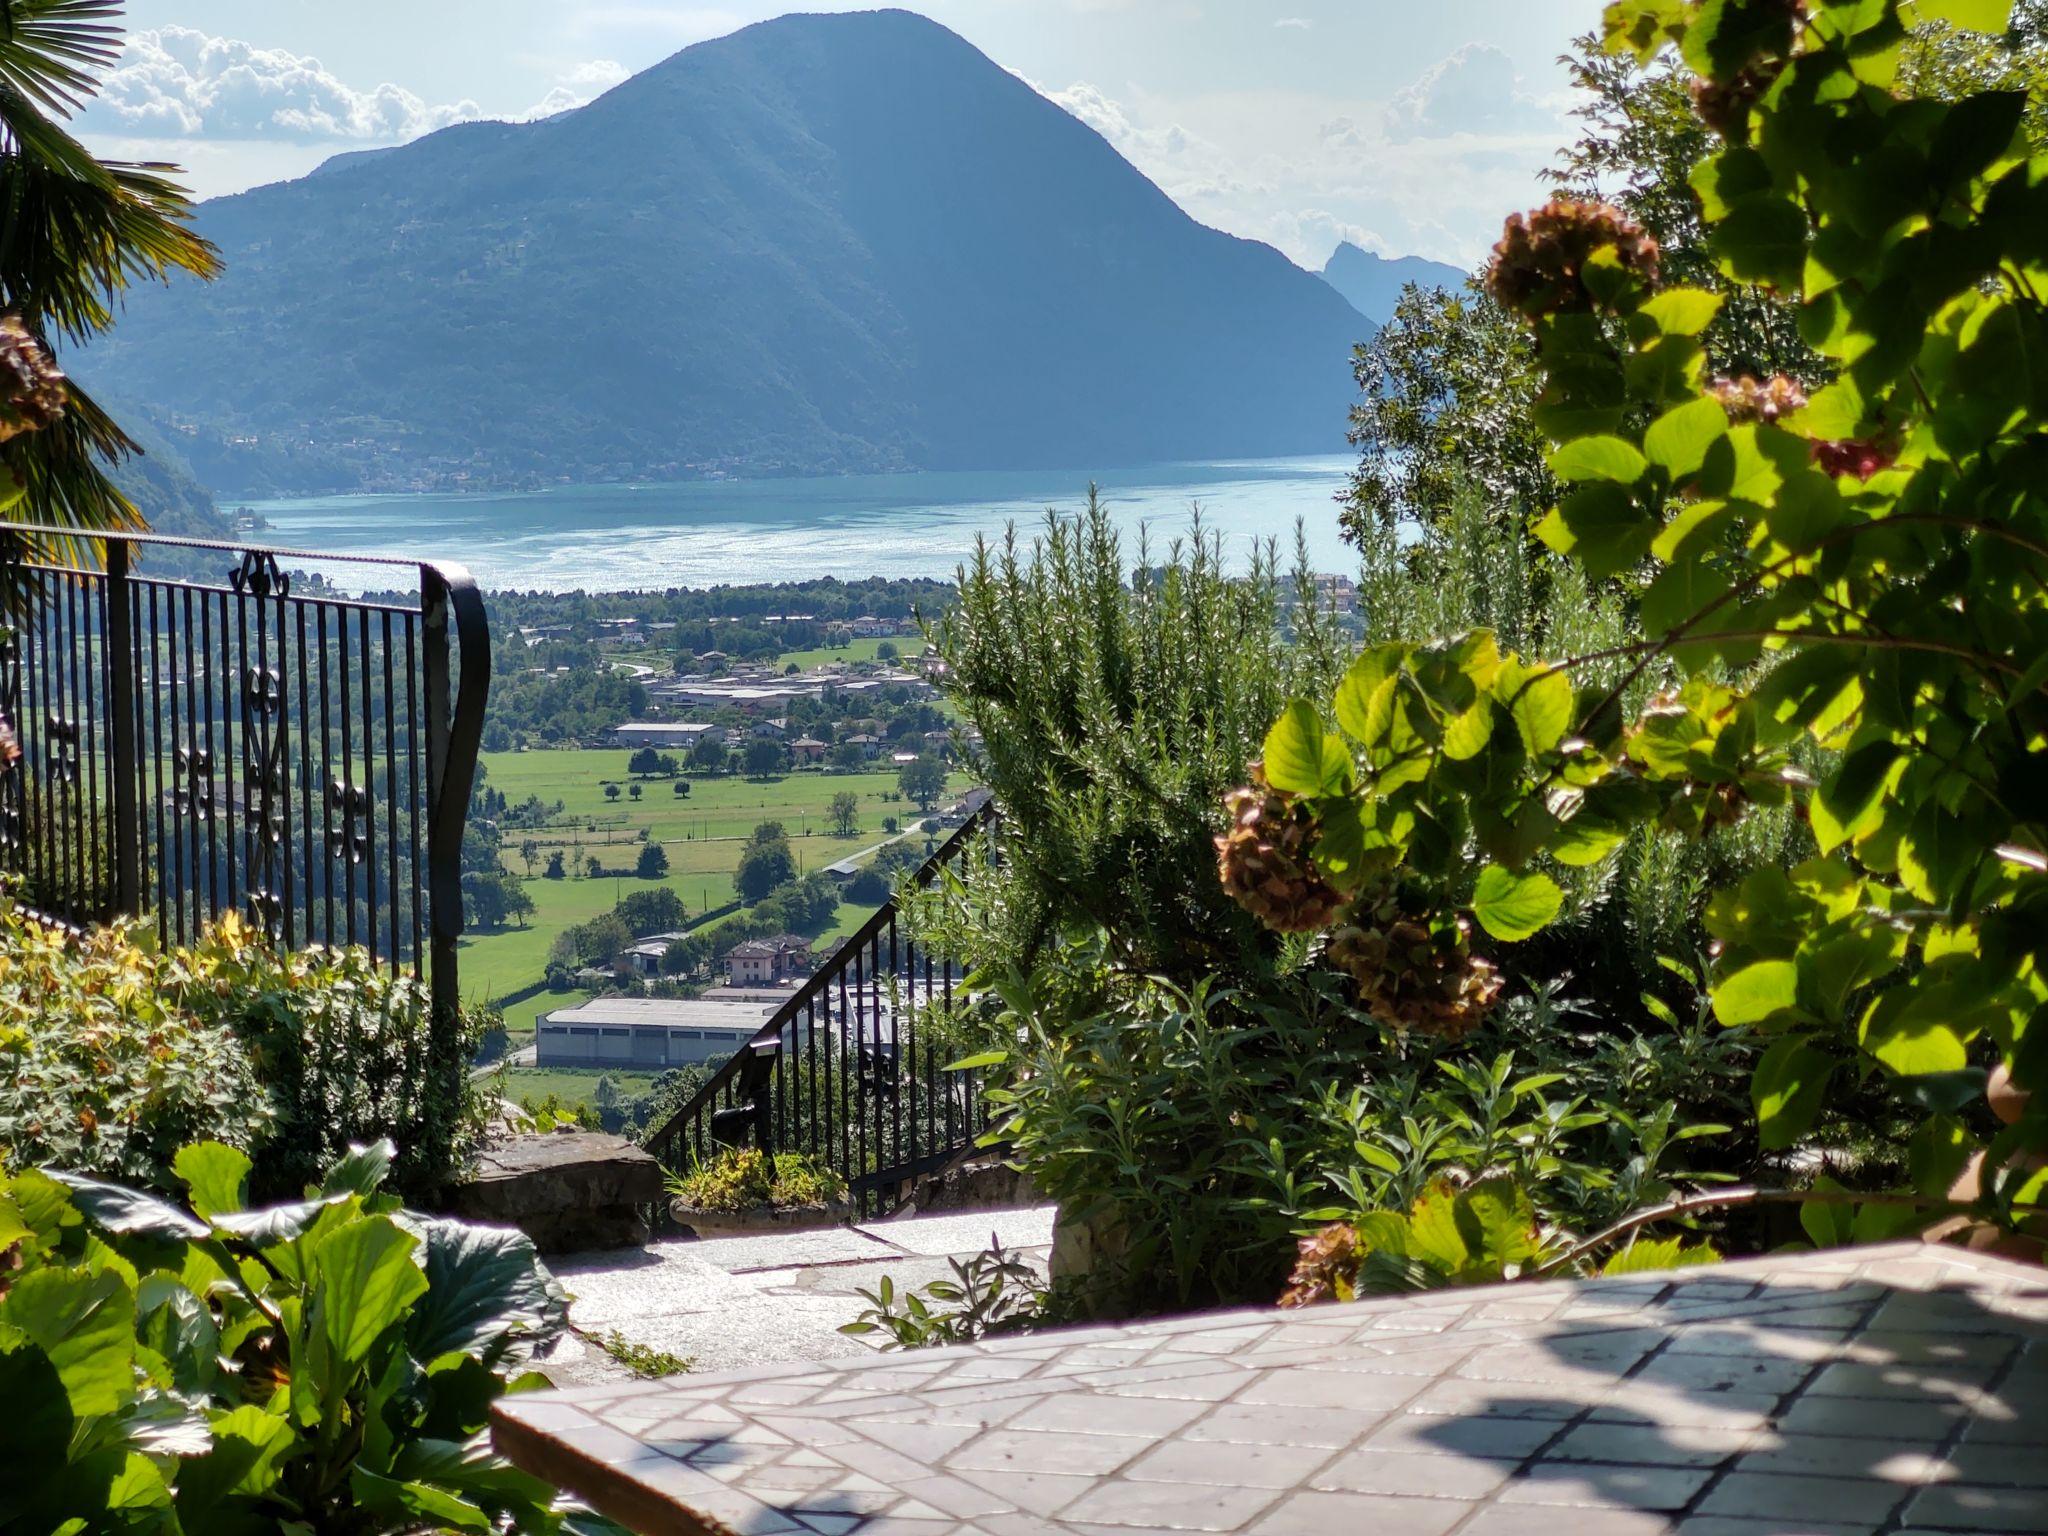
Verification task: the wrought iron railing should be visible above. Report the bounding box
[0,524,489,1027]
[645,803,997,1218]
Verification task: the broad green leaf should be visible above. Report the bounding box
[177,1406,301,1509]
[1799,1177,1857,1248]
[1333,647,1404,743]
[1453,1179,1544,1272]
[312,1215,428,1369]
[1535,483,1657,578]
[1262,702,1347,796]
[1547,435,1648,484]
[1860,985,1974,1076]
[175,1143,252,1220]
[48,1173,209,1243]
[1751,1035,1833,1150]
[1471,866,1563,942]
[1907,1114,1974,1198]
[1499,661,1573,756]
[405,1217,562,1365]
[1643,397,1729,481]
[321,1140,397,1199]
[1714,960,1800,1027]
[1912,0,2015,30]
[1712,196,1808,290]
[1792,376,1866,440]
[1440,697,1494,761]
[1602,1237,1721,1274]
[1639,287,1723,337]
[1402,1186,1473,1277]
[0,1267,135,1419]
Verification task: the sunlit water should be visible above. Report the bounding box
[243,456,1359,594]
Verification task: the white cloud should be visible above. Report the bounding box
[1274,17,1313,29]
[521,60,632,120]
[1382,42,1558,142]
[81,27,481,142]
[1039,75,1562,269]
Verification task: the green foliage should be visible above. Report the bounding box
[1343,283,1554,543]
[927,500,1344,984]
[734,823,797,903]
[0,904,487,1202]
[895,754,947,811]
[635,841,669,880]
[0,1139,607,1535]
[838,1243,1044,1349]
[665,1148,847,1213]
[828,790,862,838]
[1237,0,2048,1248]
[594,1331,692,1379]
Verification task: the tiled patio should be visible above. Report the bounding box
[492,1242,2048,1535]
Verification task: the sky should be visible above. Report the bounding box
[77,1,1599,269]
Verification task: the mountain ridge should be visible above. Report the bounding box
[1319,243,1467,326]
[81,9,1372,498]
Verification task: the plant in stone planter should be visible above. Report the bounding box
[666,1148,850,1234]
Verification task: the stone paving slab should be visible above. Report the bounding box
[497,1243,2048,1535]
[536,1205,1058,1386]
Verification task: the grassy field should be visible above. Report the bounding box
[772,636,895,671]
[496,1066,667,1113]
[460,751,962,1005]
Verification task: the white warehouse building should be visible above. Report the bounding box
[535,997,773,1070]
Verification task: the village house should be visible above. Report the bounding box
[723,934,813,986]
[789,736,827,763]
[611,721,725,750]
[613,930,689,978]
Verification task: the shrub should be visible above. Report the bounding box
[666,1147,846,1212]
[0,1139,598,1534]
[0,902,487,1203]
[0,908,267,1186]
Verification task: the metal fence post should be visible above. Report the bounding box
[103,540,142,917]
[420,562,489,1143]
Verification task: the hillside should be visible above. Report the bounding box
[1320,244,1467,326]
[79,10,1366,496]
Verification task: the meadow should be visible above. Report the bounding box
[459,750,961,1003]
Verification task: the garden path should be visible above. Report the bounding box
[536,1206,1056,1385]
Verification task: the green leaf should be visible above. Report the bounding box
[1860,985,1974,1076]
[1262,701,1347,796]
[0,1267,135,1419]
[1500,661,1574,756]
[1793,376,1866,440]
[1913,0,2015,30]
[1714,960,1800,1026]
[48,1173,209,1243]
[1535,483,1657,578]
[1453,1179,1543,1273]
[405,1217,563,1366]
[1639,287,1723,338]
[1642,397,1729,481]
[1602,1237,1721,1275]
[1547,435,1648,484]
[175,1143,251,1220]
[321,1140,397,1199]
[1751,1036,1834,1150]
[1471,866,1563,942]
[1712,196,1808,290]
[178,1406,300,1510]
[945,1051,1008,1072]
[312,1214,429,1369]
[1799,1178,1857,1248]
[1440,697,1494,762]
[1907,1114,1974,1198]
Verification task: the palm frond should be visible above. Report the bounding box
[0,0,123,118]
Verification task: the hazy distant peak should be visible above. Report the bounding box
[1318,242,1467,326]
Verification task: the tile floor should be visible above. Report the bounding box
[494,1242,2048,1535]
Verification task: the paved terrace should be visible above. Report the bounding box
[496,1242,2047,1536]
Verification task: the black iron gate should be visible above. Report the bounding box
[0,523,489,1026]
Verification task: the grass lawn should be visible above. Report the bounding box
[459,752,963,1004]
[772,636,895,671]
[496,1066,668,1115]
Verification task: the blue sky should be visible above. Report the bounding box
[80,2,1598,267]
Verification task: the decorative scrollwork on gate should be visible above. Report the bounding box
[174,746,215,821]
[45,712,80,786]
[326,777,370,865]
[242,664,288,939]
[229,548,289,600]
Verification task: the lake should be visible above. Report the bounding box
[246,455,1359,593]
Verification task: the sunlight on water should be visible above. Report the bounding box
[242,456,1360,594]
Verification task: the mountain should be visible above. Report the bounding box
[79,10,1367,497]
[1319,244,1467,326]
